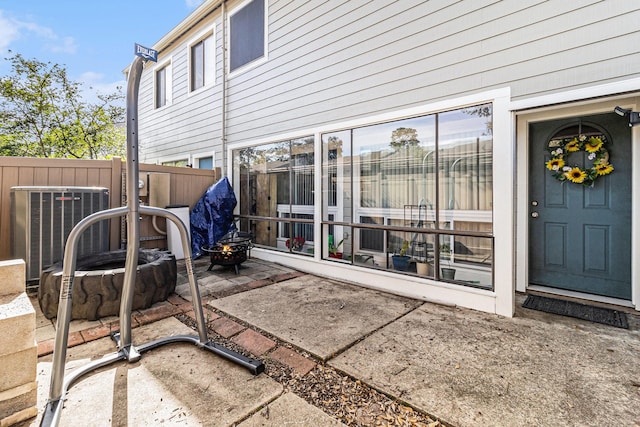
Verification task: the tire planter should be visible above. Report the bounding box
[38,249,177,321]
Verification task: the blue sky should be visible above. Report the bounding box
[0,0,205,102]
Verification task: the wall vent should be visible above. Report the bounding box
[11,186,110,282]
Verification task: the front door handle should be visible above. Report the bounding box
[531,212,539,218]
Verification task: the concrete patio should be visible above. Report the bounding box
[25,256,640,426]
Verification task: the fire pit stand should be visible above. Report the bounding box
[202,234,252,274]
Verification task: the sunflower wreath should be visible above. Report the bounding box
[545,134,614,187]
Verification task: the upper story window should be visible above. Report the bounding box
[189,28,215,92]
[229,0,266,73]
[155,60,172,108]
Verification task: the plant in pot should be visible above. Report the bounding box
[392,240,411,271]
[440,243,456,280]
[286,236,305,252]
[415,252,432,276]
[329,238,344,258]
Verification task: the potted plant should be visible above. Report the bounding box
[392,240,411,271]
[415,253,432,276]
[329,237,344,258]
[440,243,456,279]
[286,236,305,252]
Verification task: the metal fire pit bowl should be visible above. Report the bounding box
[202,236,251,274]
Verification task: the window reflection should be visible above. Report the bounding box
[233,137,314,254]
[321,104,493,288]
[233,104,494,289]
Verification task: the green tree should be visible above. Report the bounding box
[390,127,419,151]
[0,52,125,159]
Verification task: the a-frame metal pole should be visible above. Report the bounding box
[117,54,143,360]
[39,46,263,427]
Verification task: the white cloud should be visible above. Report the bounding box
[185,0,205,9]
[0,11,21,53]
[0,9,77,55]
[79,71,105,85]
[49,36,77,54]
[78,71,126,105]
[16,19,56,39]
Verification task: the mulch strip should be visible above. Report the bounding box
[175,313,444,427]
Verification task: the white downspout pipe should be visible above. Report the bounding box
[221,0,227,176]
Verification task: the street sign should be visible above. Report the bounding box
[134,43,158,62]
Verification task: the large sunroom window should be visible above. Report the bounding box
[321,104,494,288]
[232,104,494,289]
[233,137,314,255]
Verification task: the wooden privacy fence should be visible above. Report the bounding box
[0,156,220,261]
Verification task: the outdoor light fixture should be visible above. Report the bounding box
[614,106,640,127]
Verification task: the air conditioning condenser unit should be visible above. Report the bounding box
[11,186,110,282]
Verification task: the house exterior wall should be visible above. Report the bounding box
[138,0,640,167]
[226,0,639,143]
[137,16,223,166]
[134,0,640,316]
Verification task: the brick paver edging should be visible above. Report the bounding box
[37,271,314,378]
[185,304,318,377]
[37,297,193,357]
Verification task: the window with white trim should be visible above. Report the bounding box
[321,105,495,287]
[229,0,266,73]
[189,29,215,92]
[155,61,172,108]
[233,137,315,254]
[195,156,213,169]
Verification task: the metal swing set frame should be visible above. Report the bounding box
[39,48,264,427]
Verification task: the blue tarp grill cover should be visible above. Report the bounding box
[190,177,237,258]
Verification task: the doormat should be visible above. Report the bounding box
[522,295,629,329]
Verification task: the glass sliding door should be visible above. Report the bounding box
[436,106,493,283]
[233,137,314,254]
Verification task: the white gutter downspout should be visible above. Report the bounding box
[221,0,228,177]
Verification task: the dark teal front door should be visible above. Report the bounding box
[529,113,632,300]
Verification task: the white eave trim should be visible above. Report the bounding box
[154,0,223,52]
[510,78,640,112]
[123,0,223,75]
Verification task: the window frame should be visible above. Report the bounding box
[227,0,268,76]
[154,58,173,109]
[232,136,315,254]
[192,151,215,169]
[188,26,215,94]
[159,154,189,167]
[319,104,495,287]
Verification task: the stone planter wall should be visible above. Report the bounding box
[0,259,37,426]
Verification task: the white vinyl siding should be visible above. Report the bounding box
[138,18,222,166]
[137,0,640,169]
[224,0,640,143]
